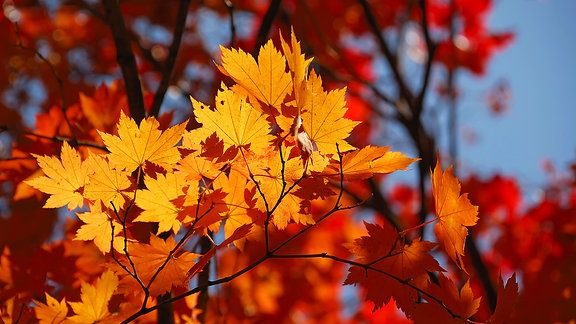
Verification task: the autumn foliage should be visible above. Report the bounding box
[0,1,574,323]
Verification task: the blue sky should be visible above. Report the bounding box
[458,0,576,195]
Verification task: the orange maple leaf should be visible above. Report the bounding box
[176,151,224,182]
[34,293,68,324]
[344,222,443,311]
[213,168,255,250]
[325,145,418,180]
[98,111,187,172]
[217,40,292,110]
[26,141,88,210]
[191,85,274,157]
[410,273,481,322]
[431,159,479,272]
[67,270,119,323]
[79,80,127,133]
[128,235,200,297]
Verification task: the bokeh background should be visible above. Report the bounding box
[459,0,576,195]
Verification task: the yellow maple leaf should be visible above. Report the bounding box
[280,28,312,105]
[75,203,123,254]
[67,270,118,323]
[83,153,132,209]
[217,40,292,110]
[26,141,88,210]
[129,235,199,297]
[325,145,419,179]
[299,70,360,156]
[34,292,68,324]
[98,111,187,172]
[431,159,479,272]
[134,173,186,234]
[191,86,274,156]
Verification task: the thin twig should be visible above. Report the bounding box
[224,0,236,47]
[269,252,461,319]
[21,131,109,151]
[13,23,74,138]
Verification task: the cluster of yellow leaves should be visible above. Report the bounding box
[28,29,466,321]
[35,271,119,323]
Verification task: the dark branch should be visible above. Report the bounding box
[101,0,146,123]
[148,0,191,118]
[357,0,414,107]
[252,0,283,56]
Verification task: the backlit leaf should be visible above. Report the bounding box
[431,159,479,272]
[345,222,443,311]
[67,270,118,323]
[299,71,360,156]
[192,86,274,157]
[129,235,200,297]
[99,111,187,172]
[326,145,418,179]
[213,168,254,250]
[218,40,292,110]
[34,293,68,324]
[134,173,186,234]
[26,141,88,210]
[83,153,132,209]
[75,203,123,254]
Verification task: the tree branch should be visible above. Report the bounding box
[101,0,146,123]
[252,0,283,55]
[357,0,414,107]
[148,0,191,118]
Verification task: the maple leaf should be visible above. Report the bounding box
[83,153,132,209]
[280,27,312,106]
[26,141,88,210]
[344,222,443,312]
[79,80,127,133]
[217,40,292,110]
[213,168,255,250]
[67,270,119,323]
[75,203,123,254]
[251,149,314,229]
[176,151,224,182]
[129,235,200,296]
[99,111,187,172]
[431,158,479,272]
[489,273,518,324]
[410,273,481,322]
[191,86,274,157]
[325,145,418,179]
[134,173,186,234]
[298,70,360,156]
[34,293,68,324]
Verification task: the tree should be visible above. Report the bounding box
[0,1,573,323]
